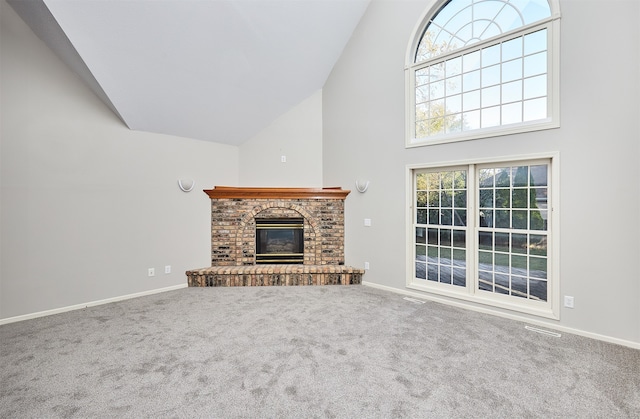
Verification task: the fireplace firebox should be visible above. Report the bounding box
[255,218,304,264]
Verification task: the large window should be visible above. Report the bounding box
[408,155,558,318]
[406,0,560,146]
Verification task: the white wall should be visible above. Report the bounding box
[239,90,323,187]
[323,0,640,344]
[0,1,239,320]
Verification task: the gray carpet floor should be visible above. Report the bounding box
[1,285,639,418]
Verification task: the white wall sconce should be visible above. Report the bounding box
[178,178,195,192]
[355,180,369,193]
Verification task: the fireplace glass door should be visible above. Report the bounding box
[255,218,304,264]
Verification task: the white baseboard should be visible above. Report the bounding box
[362,281,640,350]
[0,283,188,326]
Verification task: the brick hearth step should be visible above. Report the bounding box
[186,265,364,287]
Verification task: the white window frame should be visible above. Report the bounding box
[406,152,560,319]
[405,1,561,148]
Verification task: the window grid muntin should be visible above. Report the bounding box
[415,169,468,287]
[414,25,549,140]
[476,163,549,301]
[415,0,551,63]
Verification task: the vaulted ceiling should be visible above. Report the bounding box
[8,0,370,145]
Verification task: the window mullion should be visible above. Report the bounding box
[467,164,477,295]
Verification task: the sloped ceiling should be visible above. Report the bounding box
[8,0,370,145]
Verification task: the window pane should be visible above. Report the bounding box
[454,209,467,226]
[512,166,529,186]
[496,189,510,208]
[479,210,493,227]
[416,261,427,279]
[502,37,523,61]
[495,168,511,187]
[427,228,438,245]
[441,247,452,261]
[495,253,509,271]
[417,191,427,207]
[511,233,527,254]
[495,210,510,228]
[495,274,510,294]
[482,65,501,87]
[479,169,494,187]
[512,188,528,208]
[502,58,522,83]
[529,279,547,301]
[529,256,547,279]
[530,165,548,186]
[482,44,501,67]
[416,85,429,103]
[463,90,480,111]
[530,210,546,230]
[479,231,493,250]
[463,70,481,92]
[502,80,523,103]
[512,210,527,229]
[479,271,493,291]
[454,190,467,207]
[453,268,466,286]
[428,190,440,207]
[523,97,547,121]
[529,234,547,256]
[440,229,452,246]
[453,230,466,248]
[524,51,546,77]
[463,110,480,130]
[446,56,462,76]
[512,276,527,298]
[495,6,524,32]
[502,102,522,124]
[416,67,430,86]
[428,209,440,224]
[524,29,547,55]
[524,74,546,99]
[416,227,427,244]
[495,232,510,252]
[447,75,462,96]
[511,255,527,273]
[479,189,494,208]
[463,50,481,72]
[441,190,453,207]
[417,209,427,224]
[481,105,500,127]
[431,80,445,99]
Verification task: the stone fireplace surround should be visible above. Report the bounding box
[186,187,364,287]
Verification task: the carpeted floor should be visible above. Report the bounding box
[1,285,639,418]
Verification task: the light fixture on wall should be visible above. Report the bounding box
[178,178,195,192]
[355,180,369,193]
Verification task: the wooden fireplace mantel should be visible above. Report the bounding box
[203,186,350,200]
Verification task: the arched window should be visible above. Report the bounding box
[406,0,560,146]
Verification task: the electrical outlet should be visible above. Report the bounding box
[164,265,171,274]
[281,155,287,163]
[364,262,370,270]
[148,268,155,277]
[364,218,372,227]
[564,295,574,308]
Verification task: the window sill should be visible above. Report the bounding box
[406,118,559,149]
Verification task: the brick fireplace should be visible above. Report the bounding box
[186,186,364,286]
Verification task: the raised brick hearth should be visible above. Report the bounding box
[186,187,364,287]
